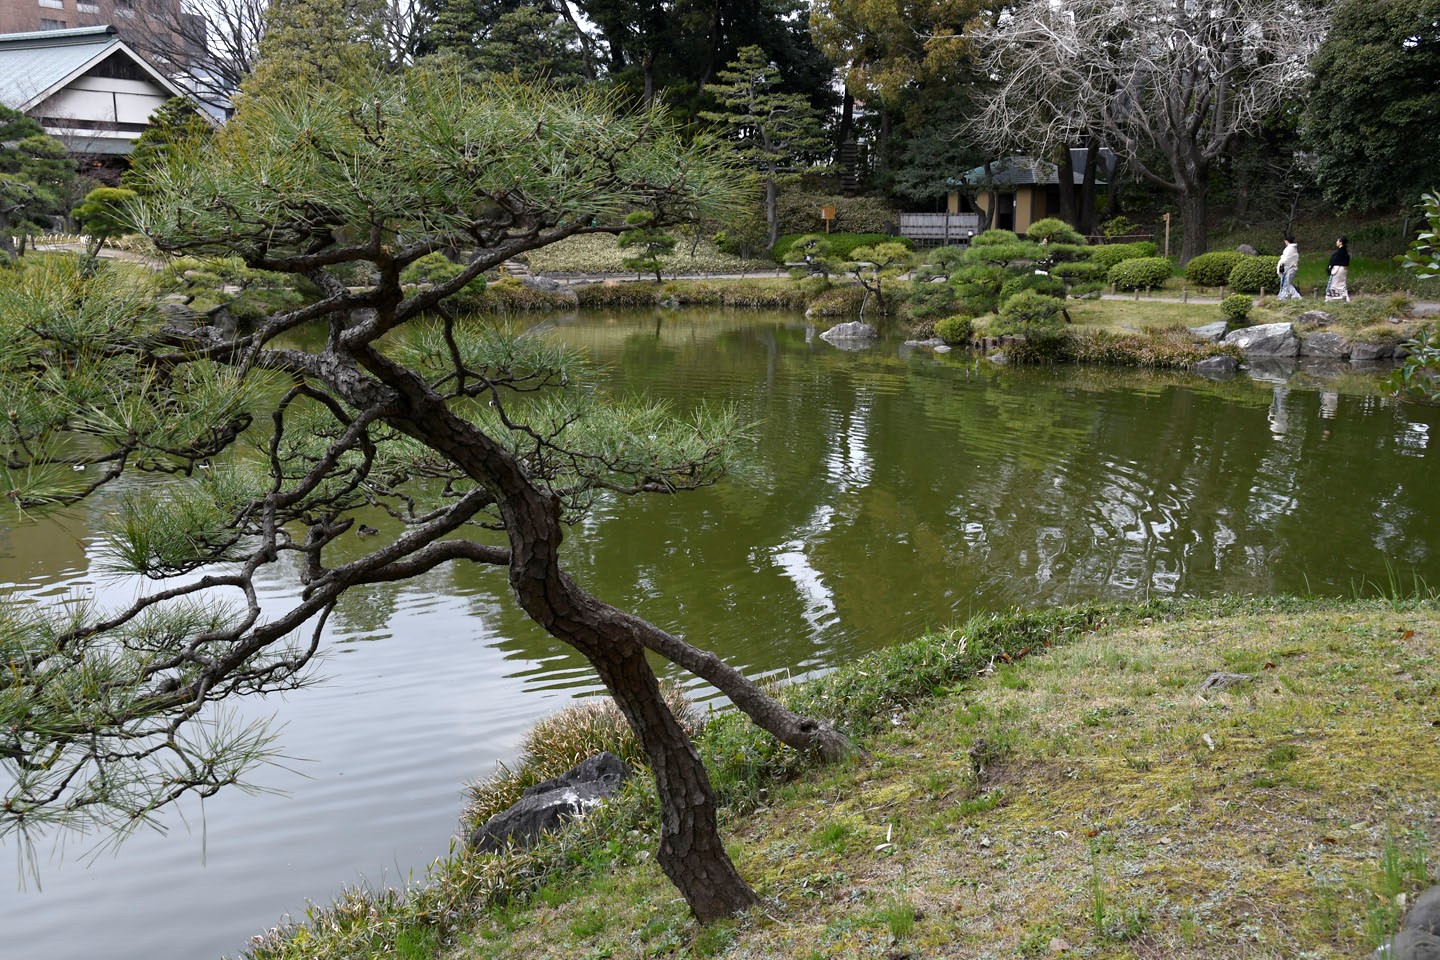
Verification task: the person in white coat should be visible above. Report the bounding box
[1276,234,1301,299]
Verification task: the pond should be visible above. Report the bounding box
[2,308,1437,959]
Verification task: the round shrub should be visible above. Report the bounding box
[934,315,974,344]
[1184,251,1247,288]
[1089,241,1158,272]
[993,290,1066,339]
[1026,218,1087,246]
[1107,257,1173,291]
[1227,255,1282,294]
[1000,272,1066,303]
[1221,293,1253,326]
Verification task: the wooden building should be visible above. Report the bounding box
[0,24,195,172]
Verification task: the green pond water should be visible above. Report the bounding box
[2,307,1436,960]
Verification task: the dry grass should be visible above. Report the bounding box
[451,602,1440,960]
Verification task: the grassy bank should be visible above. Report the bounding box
[244,595,1440,960]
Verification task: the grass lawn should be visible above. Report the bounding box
[447,598,1440,960]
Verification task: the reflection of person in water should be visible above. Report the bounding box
[1319,389,1338,440]
[1268,384,1289,436]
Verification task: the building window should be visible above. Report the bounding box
[38,0,65,8]
[77,1,99,10]
[39,17,66,27]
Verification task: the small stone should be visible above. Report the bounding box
[1295,309,1336,327]
[1404,885,1440,937]
[1191,355,1238,379]
[1372,928,1440,960]
[1189,321,1228,342]
[934,344,952,353]
[1223,322,1299,357]
[1300,331,1350,358]
[820,321,878,342]
[1049,937,1072,953]
[1236,244,1258,256]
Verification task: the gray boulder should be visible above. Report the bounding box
[1191,355,1238,379]
[1223,322,1299,357]
[1351,341,1398,362]
[934,344,952,354]
[522,275,580,306]
[1372,929,1440,960]
[1296,309,1337,328]
[1405,886,1440,937]
[1300,331,1351,359]
[469,752,631,853]
[820,321,878,343]
[1189,321,1229,343]
[1236,244,1259,256]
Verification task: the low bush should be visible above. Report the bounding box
[575,281,663,308]
[474,278,572,312]
[934,315,974,344]
[1227,255,1282,294]
[1088,241,1158,272]
[1040,326,1243,369]
[1221,293,1253,326]
[1185,251,1247,288]
[773,232,911,264]
[1107,257,1173,291]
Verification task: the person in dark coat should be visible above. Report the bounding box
[1326,235,1350,302]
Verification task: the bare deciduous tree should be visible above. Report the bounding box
[970,0,1322,261]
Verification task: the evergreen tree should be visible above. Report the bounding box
[1305,0,1440,210]
[702,45,826,249]
[242,0,388,103]
[0,106,75,261]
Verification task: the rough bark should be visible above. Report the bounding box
[355,353,844,920]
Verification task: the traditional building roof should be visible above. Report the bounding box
[0,25,191,154]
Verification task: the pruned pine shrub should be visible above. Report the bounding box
[1026,217,1087,246]
[934,315,974,344]
[1221,293,1253,326]
[1000,272,1066,303]
[993,290,1065,338]
[1185,251,1247,288]
[1088,241,1158,272]
[1108,256,1173,291]
[773,232,910,264]
[1051,260,1108,284]
[1228,255,1282,294]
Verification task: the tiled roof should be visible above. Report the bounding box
[0,26,128,111]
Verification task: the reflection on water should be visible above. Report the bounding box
[3,308,1438,959]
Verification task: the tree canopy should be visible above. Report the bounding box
[969,0,1320,261]
[0,67,845,922]
[1304,0,1440,210]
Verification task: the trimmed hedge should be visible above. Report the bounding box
[1184,251,1247,288]
[1107,257,1173,291]
[1228,255,1282,294]
[1088,241,1158,272]
[776,190,898,236]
